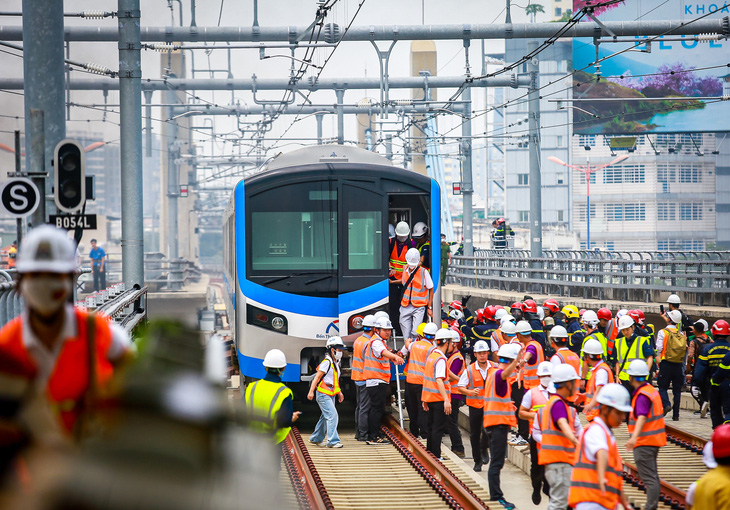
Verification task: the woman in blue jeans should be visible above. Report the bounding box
[308,336,346,448]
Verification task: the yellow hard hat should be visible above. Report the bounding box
[562,305,580,319]
[442,320,449,329]
[416,322,427,338]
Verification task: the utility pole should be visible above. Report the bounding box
[336,89,345,144]
[27,110,46,229]
[118,0,145,287]
[22,0,66,222]
[165,84,181,290]
[462,84,474,257]
[316,113,324,145]
[527,40,542,257]
[14,131,23,245]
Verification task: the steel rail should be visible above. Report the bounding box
[665,423,709,453]
[282,427,332,510]
[622,460,688,510]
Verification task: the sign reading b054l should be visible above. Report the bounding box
[0,178,40,218]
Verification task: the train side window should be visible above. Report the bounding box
[348,211,382,270]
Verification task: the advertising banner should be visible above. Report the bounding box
[572,0,730,134]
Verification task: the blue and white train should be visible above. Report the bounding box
[223,144,441,388]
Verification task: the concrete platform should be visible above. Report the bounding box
[147,274,210,328]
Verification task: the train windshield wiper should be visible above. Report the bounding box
[304,273,337,285]
[262,275,292,286]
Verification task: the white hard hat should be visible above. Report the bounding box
[449,309,464,321]
[326,336,346,349]
[582,310,599,324]
[423,322,439,336]
[412,222,428,238]
[667,309,682,324]
[667,294,681,305]
[395,221,410,237]
[435,329,453,343]
[596,383,633,412]
[494,309,508,321]
[374,316,394,330]
[389,224,396,239]
[362,314,377,328]
[515,320,532,335]
[582,338,604,356]
[501,321,517,335]
[473,340,490,353]
[405,247,421,268]
[374,310,390,321]
[617,309,629,318]
[17,225,77,274]
[552,364,581,384]
[500,314,516,325]
[537,361,553,377]
[537,306,545,321]
[696,319,709,331]
[262,349,287,369]
[626,359,650,377]
[550,325,568,339]
[618,316,635,329]
[497,343,519,360]
[450,330,460,342]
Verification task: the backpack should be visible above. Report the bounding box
[663,328,687,363]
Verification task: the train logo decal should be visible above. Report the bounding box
[326,320,339,335]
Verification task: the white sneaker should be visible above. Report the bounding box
[309,439,325,446]
[327,442,344,448]
[701,401,710,418]
[509,436,528,446]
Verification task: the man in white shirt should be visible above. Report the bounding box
[656,309,686,421]
[456,339,493,471]
[399,248,434,340]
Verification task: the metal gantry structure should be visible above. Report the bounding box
[7,4,729,286]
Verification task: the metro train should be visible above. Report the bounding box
[222,144,441,390]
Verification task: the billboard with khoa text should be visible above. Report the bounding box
[572,0,730,134]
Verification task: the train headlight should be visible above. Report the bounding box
[350,315,363,330]
[272,317,285,330]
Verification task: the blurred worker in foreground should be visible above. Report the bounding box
[0,226,132,475]
[307,337,346,448]
[457,340,494,472]
[483,343,523,510]
[656,309,687,421]
[693,320,730,429]
[582,339,615,423]
[244,349,300,448]
[685,441,717,507]
[421,329,453,460]
[403,322,437,439]
[625,360,666,510]
[352,315,375,441]
[568,383,634,510]
[399,248,434,340]
[692,424,730,508]
[539,364,582,510]
[518,361,553,505]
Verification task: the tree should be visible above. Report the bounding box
[525,3,545,23]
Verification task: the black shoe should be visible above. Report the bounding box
[532,487,542,505]
[473,462,482,472]
[664,403,673,416]
[672,416,680,421]
[453,449,465,458]
[491,497,515,510]
[482,455,490,464]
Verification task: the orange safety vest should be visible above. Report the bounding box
[422,350,449,402]
[405,339,435,385]
[447,351,465,396]
[568,421,624,509]
[521,340,545,389]
[553,348,581,375]
[351,332,371,382]
[362,336,391,383]
[584,362,614,422]
[526,385,549,431]
[606,319,619,357]
[538,395,578,466]
[491,330,508,348]
[401,266,430,308]
[0,309,114,436]
[316,358,341,396]
[483,367,516,428]
[389,241,409,278]
[464,362,491,408]
[628,383,667,448]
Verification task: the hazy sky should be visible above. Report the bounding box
[0,0,543,173]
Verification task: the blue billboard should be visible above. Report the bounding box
[572,0,730,134]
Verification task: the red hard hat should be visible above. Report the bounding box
[498,218,505,223]
[628,309,644,325]
[511,301,523,311]
[449,300,463,311]
[713,424,730,459]
[713,319,730,336]
[493,305,505,310]
[597,307,613,321]
[579,309,587,317]
[484,306,497,321]
[476,308,485,323]
[522,299,537,314]
[543,298,560,313]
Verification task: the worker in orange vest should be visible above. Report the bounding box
[389,222,415,331]
[490,319,517,362]
[421,329,454,459]
[538,364,583,510]
[518,361,553,505]
[513,320,544,445]
[403,322,437,439]
[456,340,494,472]
[483,343,523,510]
[0,226,132,476]
[582,338,615,423]
[352,314,375,441]
[445,330,465,458]
[548,326,580,373]
[625,359,667,510]
[399,248,434,340]
[568,383,634,510]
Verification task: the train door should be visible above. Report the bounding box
[337,181,388,338]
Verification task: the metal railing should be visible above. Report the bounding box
[0,270,21,327]
[449,252,730,307]
[473,249,730,262]
[144,252,202,291]
[82,283,148,334]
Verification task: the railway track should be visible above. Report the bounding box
[283,415,501,510]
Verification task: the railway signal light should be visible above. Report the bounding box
[53,139,86,213]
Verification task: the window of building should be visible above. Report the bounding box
[556,135,564,147]
[518,173,529,186]
[679,202,703,221]
[605,241,615,251]
[605,203,645,222]
[557,210,564,222]
[577,203,596,222]
[578,135,596,147]
[556,172,564,185]
[555,7,562,16]
[603,164,646,184]
[657,203,676,221]
[518,210,529,222]
[578,172,597,184]
[658,240,705,251]
[679,164,701,183]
